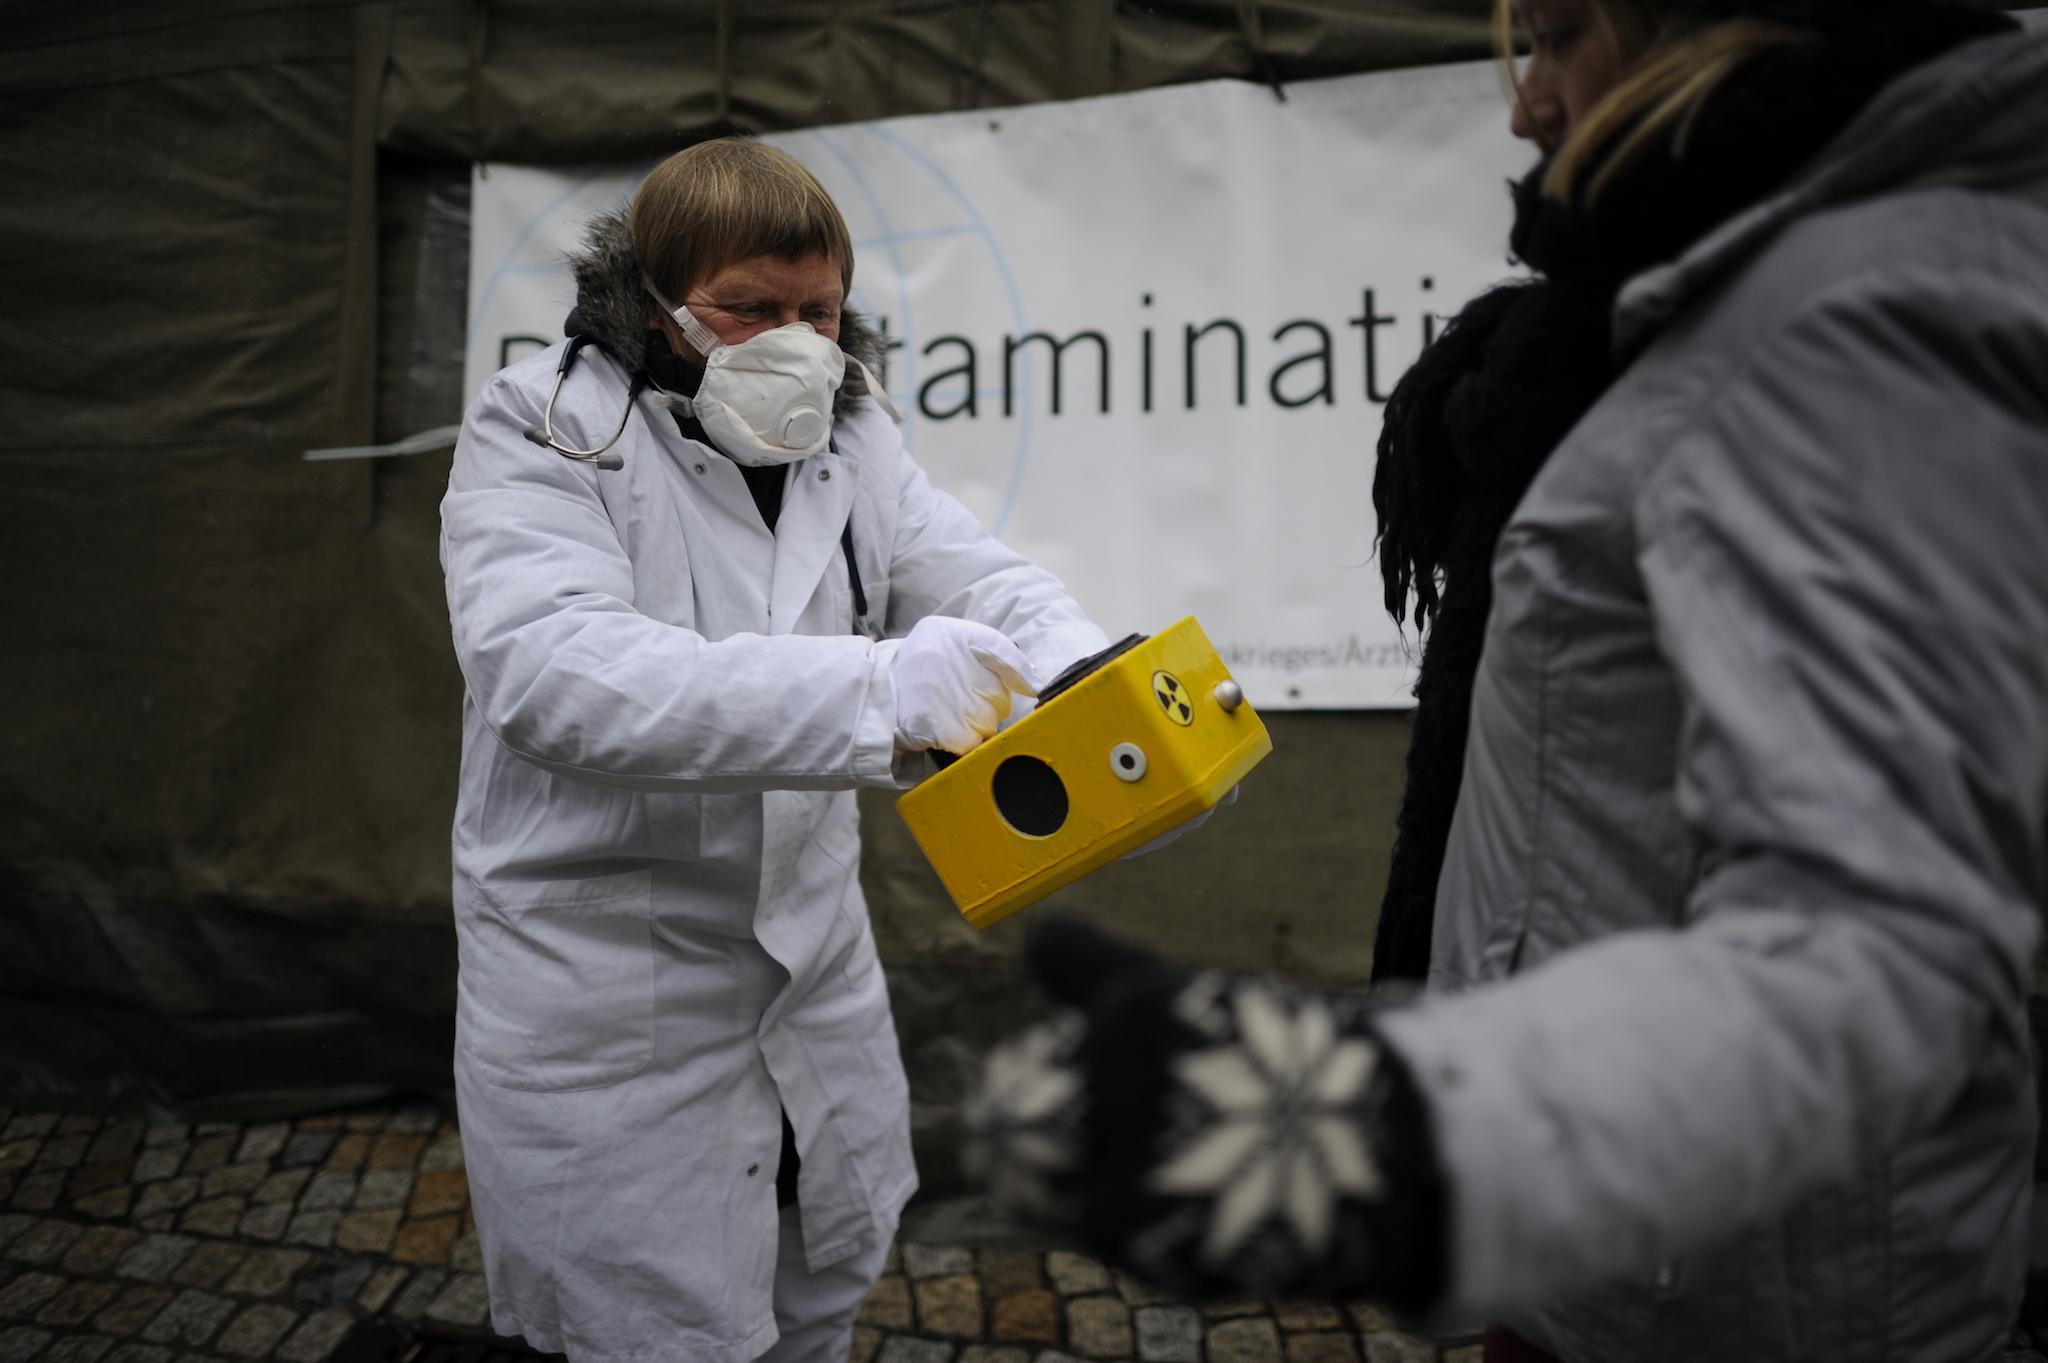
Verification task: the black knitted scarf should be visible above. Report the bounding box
[1368,2,2013,983]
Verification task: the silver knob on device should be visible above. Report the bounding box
[1213,680,1244,713]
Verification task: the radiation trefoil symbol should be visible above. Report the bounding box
[1153,670,1194,726]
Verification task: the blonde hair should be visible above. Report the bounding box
[1493,0,1806,204]
[629,138,854,304]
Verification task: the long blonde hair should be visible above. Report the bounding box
[1493,0,1808,203]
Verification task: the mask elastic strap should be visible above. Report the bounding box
[645,271,903,423]
[845,353,904,422]
[643,272,725,358]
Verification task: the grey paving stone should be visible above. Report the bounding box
[88,1126,145,1165]
[56,1119,100,1137]
[416,1138,464,1175]
[273,1310,352,1363]
[0,1325,54,1363]
[353,1266,408,1315]
[1112,1273,1170,1308]
[959,1350,1030,1363]
[37,1280,122,1327]
[424,1273,490,1328]
[332,1212,399,1257]
[0,1215,32,1254]
[10,1175,63,1214]
[179,1200,247,1240]
[1208,1318,1283,1363]
[61,1227,143,1276]
[105,1347,174,1363]
[446,1231,481,1274]
[68,1160,134,1200]
[857,1275,911,1331]
[40,1338,115,1363]
[0,1271,66,1317]
[2,1117,58,1142]
[234,1208,287,1245]
[182,1140,234,1179]
[1067,1296,1132,1359]
[190,1127,236,1140]
[248,1175,307,1210]
[1275,1302,1345,1332]
[216,1305,299,1360]
[1045,1253,1112,1297]
[113,1237,200,1284]
[1343,1304,1394,1333]
[914,1275,981,1337]
[72,1190,136,1222]
[140,1292,235,1348]
[975,1249,1041,1299]
[5,1221,84,1267]
[1203,1299,1266,1319]
[288,1258,373,1309]
[295,1176,355,1216]
[197,1168,265,1202]
[386,1269,447,1321]
[279,1214,339,1251]
[1361,1336,1434,1363]
[132,1150,186,1186]
[877,1341,955,1363]
[902,1244,975,1279]
[1135,1306,1202,1363]
[168,1244,248,1291]
[1028,1353,1085,1363]
[1285,1333,1360,1363]
[350,1172,410,1214]
[222,1250,313,1300]
[141,1127,189,1149]
[233,1128,289,1169]
[276,1136,334,1172]
[30,1136,88,1173]
[93,1287,177,1337]
[0,1129,39,1170]
[384,1107,440,1137]
[133,1180,201,1222]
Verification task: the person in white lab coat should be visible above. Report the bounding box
[439,137,1109,1363]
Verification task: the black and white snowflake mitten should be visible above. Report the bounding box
[964,915,1445,1314]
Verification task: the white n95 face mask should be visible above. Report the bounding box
[644,274,900,467]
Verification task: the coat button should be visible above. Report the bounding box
[818,467,832,481]
[747,1164,759,1177]
[694,461,707,474]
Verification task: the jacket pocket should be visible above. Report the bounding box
[463,869,656,1092]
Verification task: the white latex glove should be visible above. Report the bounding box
[892,616,1041,756]
[1120,784,1240,860]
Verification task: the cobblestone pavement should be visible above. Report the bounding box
[3,1103,2043,1363]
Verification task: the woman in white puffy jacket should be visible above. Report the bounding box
[438,138,1108,1363]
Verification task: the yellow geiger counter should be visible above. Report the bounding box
[896,616,1272,930]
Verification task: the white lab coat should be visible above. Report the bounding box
[439,340,1106,1363]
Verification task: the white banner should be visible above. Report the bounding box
[467,61,1530,708]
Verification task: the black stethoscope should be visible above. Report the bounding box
[522,336,640,471]
[523,334,878,640]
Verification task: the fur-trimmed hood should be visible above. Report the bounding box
[562,209,885,417]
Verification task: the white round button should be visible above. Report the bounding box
[1109,743,1147,782]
